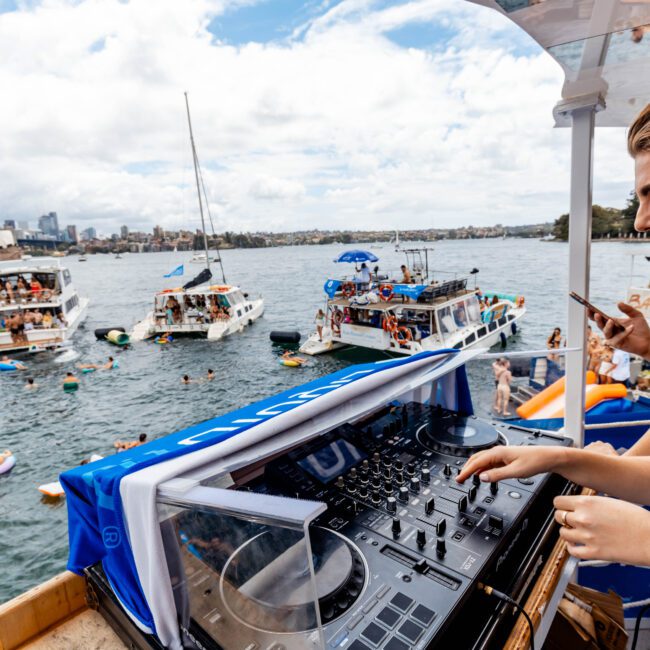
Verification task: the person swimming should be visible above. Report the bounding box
[77,356,117,372]
[24,377,38,389]
[114,433,148,452]
[1,355,27,371]
[181,374,192,384]
[281,350,306,365]
[206,369,215,381]
[63,371,80,391]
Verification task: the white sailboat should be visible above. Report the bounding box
[132,93,264,341]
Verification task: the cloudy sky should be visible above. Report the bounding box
[0,0,635,235]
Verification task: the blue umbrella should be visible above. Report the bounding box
[333,249,379,263]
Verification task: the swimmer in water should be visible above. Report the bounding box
[281,350,306,365]
[206,369,215,381]
[114,433,147,452]
[181,374,192,385]
[24,377,38,389]
[1,355,27,370]
[63,371,80,389]
[77,356,116,371]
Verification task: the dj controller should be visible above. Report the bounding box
[161,403,575,650]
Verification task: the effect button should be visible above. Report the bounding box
[384,638,409,650]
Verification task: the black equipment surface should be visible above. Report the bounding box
[167,403,574,650]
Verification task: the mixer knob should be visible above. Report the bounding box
[436,518,446,537]
[336,477,345,489]
[383,468,392,480]
[443,464,452,477]
[372,491,382,505]
[410,477,420,494]
[391,518,401,538]
[436,538,446,558]
[359,473,369,485]
[421,467,431,484]
[362,459,370,470]
[468,485,477,502]
[490,481,499,495]
[349,468,357,479]
[394,460,404,472]
[422,459,430,468]
[416,529,427,548]
[424,497,435,516]
[358,486,368,499]
[394,472,404,486]
[347,484,357,495]
[384,480,394,494]
[406,462,416,476]
[457,495,468,512]
[472,473,481,487]
[398,486,409,503]
[386,496,397,514]
[383,458,392,469]
[373,452,381,464]
[371,477,381,489]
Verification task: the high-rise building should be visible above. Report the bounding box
[3,220,16,229]
[38,212,59,237]
[80,227,97,241]
[153,225,164,240]
[66,225,78,243]
[120,225,129,240]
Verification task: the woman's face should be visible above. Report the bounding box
[634,151,650,232]
[554,328,560,336]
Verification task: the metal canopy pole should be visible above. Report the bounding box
[558,94,604,446]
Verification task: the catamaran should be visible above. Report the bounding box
[131,94,264,342]
[0,257,89,353]
[300,247,526,356]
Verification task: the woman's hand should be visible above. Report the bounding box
[589,302,650,359]
[456,446,566,484]
[554,495,650,565]
[584,441,618,456]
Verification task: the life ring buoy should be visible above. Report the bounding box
[394,326,412,346]
[0,454,16,475]
[383,315,398,334]
[341,282,356,298]
[331,310,343,336]
[379,284,394,302]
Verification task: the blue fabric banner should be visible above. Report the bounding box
[60,350,464,635]
[391,284,427,300]
[164,264,184,278]
[324,278,341,298]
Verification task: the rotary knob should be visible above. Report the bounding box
[386,496,397,514]
[358,485,368,498]
[336,476,345,489]
[384,480,393,494]
[398,486,409,503]
[347,484,357,495]
[371,490,382,505]
[349,467,357,479]
[443,464,452,477]
[436,538,446,558]
[362,459,370,470]
[424,497,435,517]
[410,477,420,494]
[391,517,401,538]
[394,460,404,472]
[416,529,426,548]
[373,452,381,464]
[421,467,431,484]
[359,473,369,485]
[383,458,392,469]
[406,462,416,476]
[383,468,392,480]
[394,472,405,486]
[371,477,381,490]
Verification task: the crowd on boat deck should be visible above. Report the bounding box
[0,273,59,304]
[156,293,231,326]
[0,308,68,343]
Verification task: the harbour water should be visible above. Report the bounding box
[0,238,643,602]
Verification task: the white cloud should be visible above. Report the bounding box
[0,0,635,235]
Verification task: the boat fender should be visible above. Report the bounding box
[269,331,301,344]
[95,327,125,340]
[500,331,507,348]
[511,322,517,336]
[0,454,16,475]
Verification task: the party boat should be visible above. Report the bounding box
[300,248,526,356]
[131,94,264,342]
[0,257,89,353]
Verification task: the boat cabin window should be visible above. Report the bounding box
[438,306,457,335]
[452,302,468,328]
[62,269,72,286]
[465,295,481,324]
[64,295,79,313]
[0,272,60,305]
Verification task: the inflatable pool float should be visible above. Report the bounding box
[106,329,130,346]
[0,360,24,371]
[38,481,65,498]
[81,368,96,374]
[279,357,305,367]
[0,454,16,475]
[155,336,173,345]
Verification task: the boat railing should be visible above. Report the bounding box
[0,291,62,308]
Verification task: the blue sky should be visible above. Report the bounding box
[0,0,634,234]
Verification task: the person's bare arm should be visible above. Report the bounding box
[587,427,650,457]
[456,445,650,504]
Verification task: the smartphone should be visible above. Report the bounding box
[569,291,625,332]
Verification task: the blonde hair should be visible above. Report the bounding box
[628,104,650,157]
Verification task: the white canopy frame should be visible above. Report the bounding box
[468,0,650,444]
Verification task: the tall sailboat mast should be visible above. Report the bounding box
[184,92,211,273]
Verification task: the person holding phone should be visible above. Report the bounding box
[455,104,650,566]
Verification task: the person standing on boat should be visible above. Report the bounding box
[315,308,325,341]
[355,263,371,288]
[495,359,512,416]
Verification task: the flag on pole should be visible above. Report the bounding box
[164,264,184,278]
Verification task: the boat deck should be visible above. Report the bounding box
[328,288,473,310]
[0,335,63,351]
